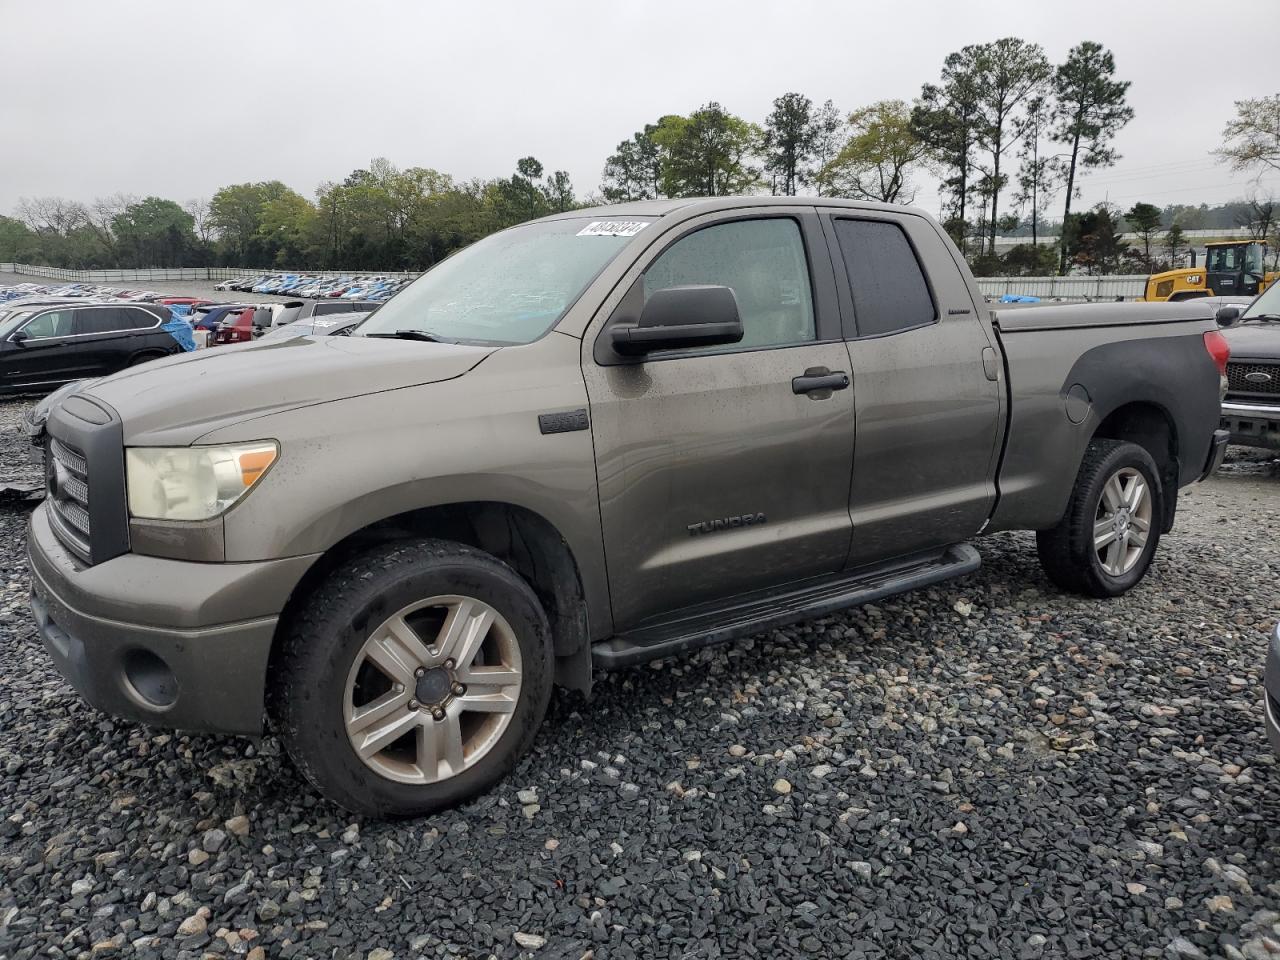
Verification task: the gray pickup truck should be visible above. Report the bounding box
[28,197,1230,815]
[1214,284,1280,450]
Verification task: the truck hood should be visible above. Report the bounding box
[1222,322,1280,359]
[82,335,497,445]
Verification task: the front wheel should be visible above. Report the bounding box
[271,539,553,816]
[1036,439,1164,598]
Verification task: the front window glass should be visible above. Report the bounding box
[22,310,75,339]
[354,218,647,345]
[643,218,815,352]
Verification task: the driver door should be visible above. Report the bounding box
[583,209,856,630]
[3,308,87,391]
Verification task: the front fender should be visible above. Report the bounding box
[204,334,612,635]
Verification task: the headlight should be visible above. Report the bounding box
[126,442,278,521]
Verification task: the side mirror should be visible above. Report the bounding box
[611,285,744,356]
[1216,305,1243,328]
[10,330,27,346]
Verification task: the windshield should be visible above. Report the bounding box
[1241,281,1280,321]
[353,217,650,344]
[1245,243,1265,277]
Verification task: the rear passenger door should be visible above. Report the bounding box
[73,306,161,375]
[821,212,1004,566]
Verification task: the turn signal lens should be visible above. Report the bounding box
[238,449,276,486]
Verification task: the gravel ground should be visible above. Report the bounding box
[1,395,1278,960]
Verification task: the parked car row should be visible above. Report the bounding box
[0,283,382,350]
[0,282,188,305]
[214,273,412,301]
[193,298,379,345]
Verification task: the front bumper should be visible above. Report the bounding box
[1221,401,1280,452]
[27,502,318,735]
[1266,624,1280,758]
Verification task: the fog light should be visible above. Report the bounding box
[123,649,178,709]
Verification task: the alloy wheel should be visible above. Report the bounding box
[1093,466,1152,577]
[343,595,523,785]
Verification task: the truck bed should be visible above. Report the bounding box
[987,301,1222,534]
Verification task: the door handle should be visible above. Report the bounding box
[792,368,850,395]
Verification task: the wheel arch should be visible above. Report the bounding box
[1090,400,1180,532]
[126,348,169,366]
[273,501,595,693]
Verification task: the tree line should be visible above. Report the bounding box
[0,156,581,273]
[2,42,1275,279]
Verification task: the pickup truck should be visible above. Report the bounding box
[1213,284,1280,451]
[27,197,1230,816]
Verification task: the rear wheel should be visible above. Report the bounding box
[272,539,553,816]
[127,351,165,367]
[1036,439,1163,598]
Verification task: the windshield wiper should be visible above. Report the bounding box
[1242,313,1280,323]
[363,329,451,342]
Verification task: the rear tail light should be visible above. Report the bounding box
[1203,330,1230,376]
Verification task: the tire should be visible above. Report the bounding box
[271,538,553,816]
[1036,439,1164,598]
[127,351,165,367]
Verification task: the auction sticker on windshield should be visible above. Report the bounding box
[577,220,649,237]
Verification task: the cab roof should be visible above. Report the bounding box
[544,195,935,221]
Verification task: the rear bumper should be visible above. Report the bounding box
[1201,428,1231,479]
[27,502,317,735]
[1221,401,1280,452]
[1265,624,1280,757]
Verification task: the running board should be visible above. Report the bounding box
[591,542,981,669]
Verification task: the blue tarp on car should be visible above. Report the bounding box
[999,294,1041,303]
[162,318,197,352]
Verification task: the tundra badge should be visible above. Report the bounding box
[687,513,767,536]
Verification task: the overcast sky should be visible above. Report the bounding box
[2,0,1277,219]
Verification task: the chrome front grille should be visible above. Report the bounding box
[1226,360,1280,401]
[48,437,92,563]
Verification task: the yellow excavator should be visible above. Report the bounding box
[1143,240,1277,301]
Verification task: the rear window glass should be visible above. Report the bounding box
[76,307,152,334]
[833,219,936,337]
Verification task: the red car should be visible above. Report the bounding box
[159,297,213,307]
[210,307,272,346]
